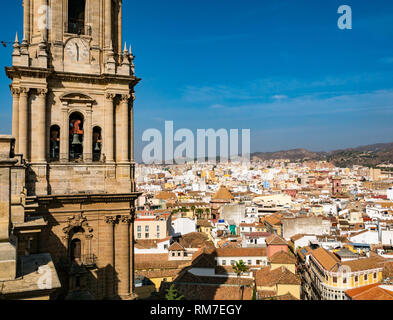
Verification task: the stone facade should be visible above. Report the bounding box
[2,0,141,300]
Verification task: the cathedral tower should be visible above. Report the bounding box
[5,1,141,300]
[7,0,139,196]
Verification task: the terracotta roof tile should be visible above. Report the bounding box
[255,266,301,287]
[269,251,297,265]
[212,186,234,201]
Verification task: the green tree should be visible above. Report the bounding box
[165,284,184,300]
[233,260,248,300]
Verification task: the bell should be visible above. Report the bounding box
[71,134,82,145]
[94,142,101,151]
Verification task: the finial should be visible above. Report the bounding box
[14,32,19,44]
[124,41,128,53]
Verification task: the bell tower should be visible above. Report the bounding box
[7,0,140,196]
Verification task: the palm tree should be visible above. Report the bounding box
[165,284,184,300]
[233,260,248,300]
[191,205,196,218]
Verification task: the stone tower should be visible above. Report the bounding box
[4,1,142,300]
[7,0,139,196]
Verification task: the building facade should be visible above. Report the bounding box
[3,0,141,300]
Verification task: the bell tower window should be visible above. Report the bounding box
[68,0,86,35]
[69,112,84,161]
[92,126,102,162]
[50,125,60,162]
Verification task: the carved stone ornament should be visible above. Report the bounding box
[63,213,94,235]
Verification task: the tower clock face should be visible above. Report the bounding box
[65,38,89,62]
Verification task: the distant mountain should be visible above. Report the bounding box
[251,142,393,167]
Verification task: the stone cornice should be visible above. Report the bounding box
[35,192,142,205]
[5,66,141,87]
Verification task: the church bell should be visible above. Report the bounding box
[71,134,82,145]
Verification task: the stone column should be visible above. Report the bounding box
[11,88,20,153]
[130,208,136,297]
[31,88,47,163]
[130,92,135,162]
[83,104,93,162]
[60,103,69,162]
[105,0,112,50]
[23,0,30,42]
[104,216,116,298]
[18,87,29,160]
[119,94,129,163]
[104,93,115,163]
[117,215,131,298]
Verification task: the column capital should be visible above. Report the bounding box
[20,87,30,95]
[120,215,132,225]
[11,87,20,96]
[105,216,117,225]
[105,92,116,101]
[37,88,48,97]
[120,94,131,103]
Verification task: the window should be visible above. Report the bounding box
[157,225,160,231]
[374,273,377,280]
[256,260,261,265]
[69,112,84,161]
[172,252,175,257]
[49,125,60,161]
[333,277,337,283]
[68,0,86,34]
[157,233,160,238]
[164,245,168,249]
[355,275,358,282]
[364,274,368,281]
[248,260,252,265]
[178,252,181,257]
[145,233,149,238]
[92,126,102,162]
[222,260,226,266]
[137,226,141,232]
[343,277,347,284]
[231,260,235,266]
[137,233,141,239]
[145,226,149,232]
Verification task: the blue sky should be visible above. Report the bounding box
[0,0,393,160]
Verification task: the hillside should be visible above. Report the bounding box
[251,142,393,167]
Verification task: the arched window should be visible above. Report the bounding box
[92,126,102,162]
[49,125,60,162]
[68,0,86,34]
[69,112,84,161]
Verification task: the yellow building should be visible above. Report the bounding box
[306,247,384,300]
[197,220,213,241]
[255,266,301,300]
[269,251,297,274]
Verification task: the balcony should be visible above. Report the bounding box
[81,254,97,268]
[65,20,91,36]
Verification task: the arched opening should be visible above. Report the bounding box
[92,126,102,162]
[49,125,60,162]
[68,0,86,35]
[69,112,84,161]
[70,238,82,262]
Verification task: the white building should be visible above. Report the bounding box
[170,217,197,237]
[349,230,379,245]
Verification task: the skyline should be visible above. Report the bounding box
[0,0,392,162]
